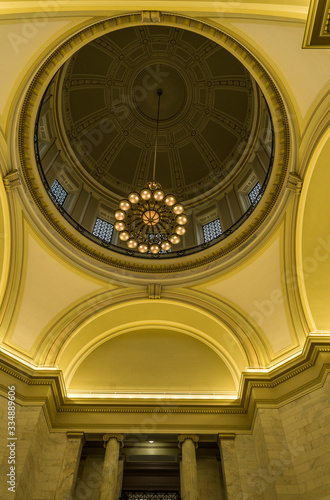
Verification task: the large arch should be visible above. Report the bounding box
[297,122,330,332]
[67,326,239,396]
[40,295,268,397]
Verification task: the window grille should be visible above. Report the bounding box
[202,218,222,243]
[92,217,114,243]
[248,182,263,206]
[49,179,68,206]
[120,493,180,500]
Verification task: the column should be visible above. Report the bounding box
[178,434,199,500]
[217,433,243,500]
[55,432,85,500]
[115,456,125,499]
[100,433,124,500]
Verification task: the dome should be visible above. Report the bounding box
[35,24,274,259]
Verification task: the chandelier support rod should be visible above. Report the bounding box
[152,89,162,181]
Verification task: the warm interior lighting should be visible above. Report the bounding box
[142,210,160,226]
[113,89,187,254]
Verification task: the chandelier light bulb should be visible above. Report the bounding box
[119,230,130,241]
[119,199,131,211]
[127,239,138,248]
[175,225,186,235]
[138,243,148,253]
[161,241,172,251]
[142,210,160,226]
[173,204,184,214]
[150,244,160,254]
[128,192,140,204]
[114,221,126,231]
[165,195,176,206]
[170,234,181,244]
[140,189,152,200]
[153,189,165,201]
[115,210,126,221]
[176,214,187,225]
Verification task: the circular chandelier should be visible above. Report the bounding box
[114,89,188,254]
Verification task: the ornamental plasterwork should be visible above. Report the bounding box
[178,434,199,448]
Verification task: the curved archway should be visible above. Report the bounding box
[67,325,239,396]
[41,295,266,397]
[297,125,330,331]
[0,181,11,320]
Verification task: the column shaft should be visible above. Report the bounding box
[179,435,199,500]
[100,434,123,500]
[115,457,124,498]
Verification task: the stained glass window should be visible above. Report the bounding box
[248,182,263,206]
[49,179,68,206]
[202,218,222,243]
[92,217,113,243]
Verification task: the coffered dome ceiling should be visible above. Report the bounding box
[59,26,256,201]
[31,18,280,270]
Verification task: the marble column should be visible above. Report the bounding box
[178,434,199,500]
[100,433,124,500]
[115,456,125,499]
[55,432,85,500]
[217,433,243,500]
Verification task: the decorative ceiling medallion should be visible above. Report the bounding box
[18,13,291,275]
[132,64,187,122]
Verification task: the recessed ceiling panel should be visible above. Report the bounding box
[69,88,106,123]
[201,120,239,163]
[73,44,112,76]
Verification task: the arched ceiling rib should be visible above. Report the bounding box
[299,133,330,331]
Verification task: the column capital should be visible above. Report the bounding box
[103,433,124,448]
[178,434,199,449]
